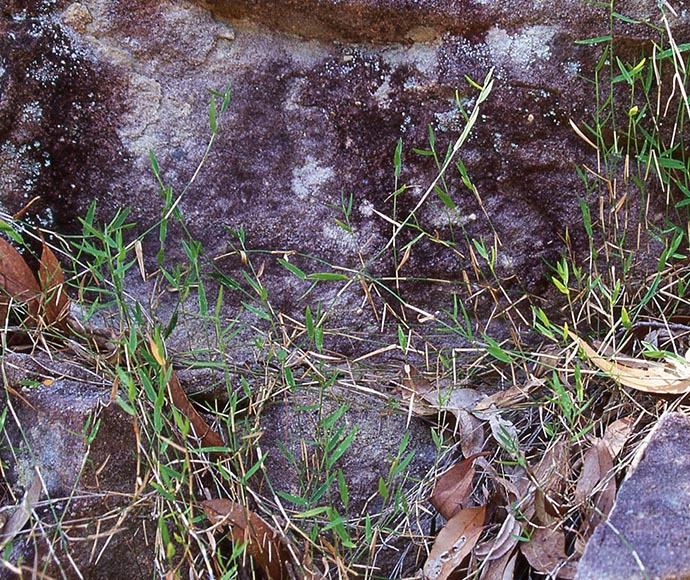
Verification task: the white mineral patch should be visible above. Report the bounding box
[485,25,557,73]
[373,76,393,109]
[322,221,357,252]
[116,73,162,156]
[291,156,335,201]
[384,41,440,77]
[359,199,374,217]
[21,101,44,124]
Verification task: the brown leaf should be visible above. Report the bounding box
[38,240,70,328]
[455,408,486,457]
[423,504,486,580]
[475,513,521,562]
[431,452,489,520]
[202,499,290,580]
[149,335,226,450]
[399,373,440,417]
[0,472,42,547]
[520,527,577,579]
[602,415,634,458]
[167,366,226,449]
[0,237,40,323]
[473,376,543,412]
[575,333,690,394]
[419,385,486,456]
[532,441,569,525]
[400,372,486,455]
[574,439,613,505]
[575,439,616,539]
[479,548,518,580]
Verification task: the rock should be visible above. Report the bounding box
[1,1,689,577]
[0,352,153,580]
[1,0,678,351]
[576,412,690,580]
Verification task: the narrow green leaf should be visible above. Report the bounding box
[209,96,217,134]
[337,469,349,508]
[149,149,160,177]
[305,305,314,338]
[328,427,357,468]
[242,301,272,321]
[278,258,307,279]
[378,477,389,500]
[484,335,513,363]
[435,186,456,210]
[575,35,613,45]
[612,12,642,24]
[306,272,349,281]
[394,137,403,180]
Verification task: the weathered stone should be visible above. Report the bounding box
[1,1,689,577]
[576,412,690,580]
[0,352,152,579]
[257,382,439,575]
[1,0,678,346]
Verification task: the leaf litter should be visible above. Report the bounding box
[574,332,690,394]
[0,210,667,578]
[202,498,292,580]
[397,357,646,580]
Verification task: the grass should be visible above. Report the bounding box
[1,2,690,578]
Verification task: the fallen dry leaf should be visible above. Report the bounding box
[0,472,42,548]
[38,239,70,329]
[149,337,225,450]
[574,439,614,505]
[423,504,486,580]
[401,373,487,456]
[167,367,225,448]
[202,499,291,580]
[475,512,522,562]
[455,408,486,457]
[426,389,486,456]
[473,376,543,412]
[430,452,489,520]
[0,237,40,323]
[575,438,616,540]
[520,526,577,579]
[479,548,518,580]
[399,373,440,417]
[574,333,690,394]
[486,411,519,452]
[601,415,634,458]
[531,441,569,526]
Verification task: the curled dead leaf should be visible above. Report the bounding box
[167,366,225,449]
[38,240,71,329]
[400,372,487,456]
[520,526,577,579]
[473,376,543,412]
[601,415,634,459]
[202,499,290,580]
[479,549,518,580]
[475,512,521,562]
[0,472,42,548]
[430,452,489,520]
[575,438,616,540]
[574,333,690,394]
[0,237,40,323]
[423,504,486,580]
[149,336,225,450]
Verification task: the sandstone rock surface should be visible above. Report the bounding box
[0,352,152,580]
[1,0,674,336]
[576,412,690,580]
[1,1,689,578]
